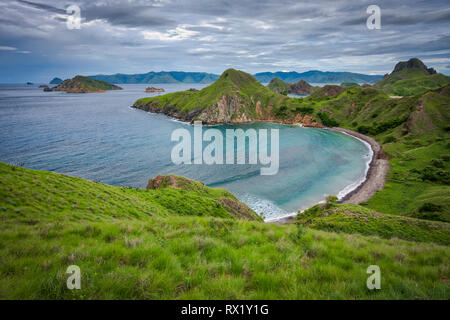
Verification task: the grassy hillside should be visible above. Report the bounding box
[297,203,449,245]
[287,83,450,221]
[374,58,450,96]
[0,163,449,299]
[133,69,316,125]
[267,77,291,94]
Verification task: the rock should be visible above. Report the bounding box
[39,85,48,88]
[145,87,165,93]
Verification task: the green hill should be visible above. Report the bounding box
[51,76,122,93]
[1,162,449,299]
[374,58,450,96]
[133,69,320,126]
[267,77,291,94]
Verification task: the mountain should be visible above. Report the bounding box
[254,70,382,84]
[89,70,382,84]
[268,78,314,95]
[132,68,321,126]
[89,71,220,84]
[49,75,122,93]
[49,77,63,84]
[374,58,450,96]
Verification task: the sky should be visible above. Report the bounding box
[0,0,449,83]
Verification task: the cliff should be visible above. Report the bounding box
[132,69,321,126]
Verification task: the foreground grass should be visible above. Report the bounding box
[0,163,449,299]
[1,215,449,299]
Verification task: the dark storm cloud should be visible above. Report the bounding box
[1,0,450,82]
[16,0,65,14]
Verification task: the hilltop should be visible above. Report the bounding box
[374,58,450,96]
[133,69,321,126]
[49,76,122,93]
[1,162,449,299]
[49,77,63,85]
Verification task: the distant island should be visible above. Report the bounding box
[145,87,165,93]
[49,77,63,85]
[45,75,122,93]
[87,70,383,84]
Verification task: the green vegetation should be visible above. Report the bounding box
[374,58,450,96]
[1,163,449,299]
[267,77,290,94]
[133,69,314,124]
[341,82,359,87]
[297,203,449,245]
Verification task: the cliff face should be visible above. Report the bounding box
[133,69,322,127]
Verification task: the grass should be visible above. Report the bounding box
[296,203,450,245]
[0,163,449,299]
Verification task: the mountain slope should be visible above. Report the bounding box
[374,58,450,96]
[132,69,321,126]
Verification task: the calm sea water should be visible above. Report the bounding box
[0,83,370,218]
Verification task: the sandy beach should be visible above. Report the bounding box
[330,128,389,204]
[267,127,389,224]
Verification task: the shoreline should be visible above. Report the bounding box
[266,127,389,224]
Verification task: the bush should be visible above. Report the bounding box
[317,112,339,127]
[419,202,442,213]
[430,159,445,168]
[383,136,396,144]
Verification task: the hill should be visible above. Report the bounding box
[132,69,321,126]
[50,76,122,93]
[374,58,450,96]
[255,70,382,84]
[268,78,314,95]
[89,71,220,84]
[1,162,449,299]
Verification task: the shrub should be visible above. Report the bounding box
[317,112,339,127]
[419,202,442,213]
[430,159,445,168]
[383,136,396,144]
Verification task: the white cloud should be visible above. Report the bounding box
[142,25,199,41]
[0,46,17,51]
[250,20,273,30]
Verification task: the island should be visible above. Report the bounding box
[44,75,122,93]
[145,87,165,93]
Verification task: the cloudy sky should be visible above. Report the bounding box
[0,0,449,82]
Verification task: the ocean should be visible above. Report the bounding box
[0,83,370,218]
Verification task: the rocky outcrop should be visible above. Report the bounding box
[145,87,165,92]
[392,58,436,75]
[289,80,313,95]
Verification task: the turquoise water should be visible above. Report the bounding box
[0,83,370,218]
